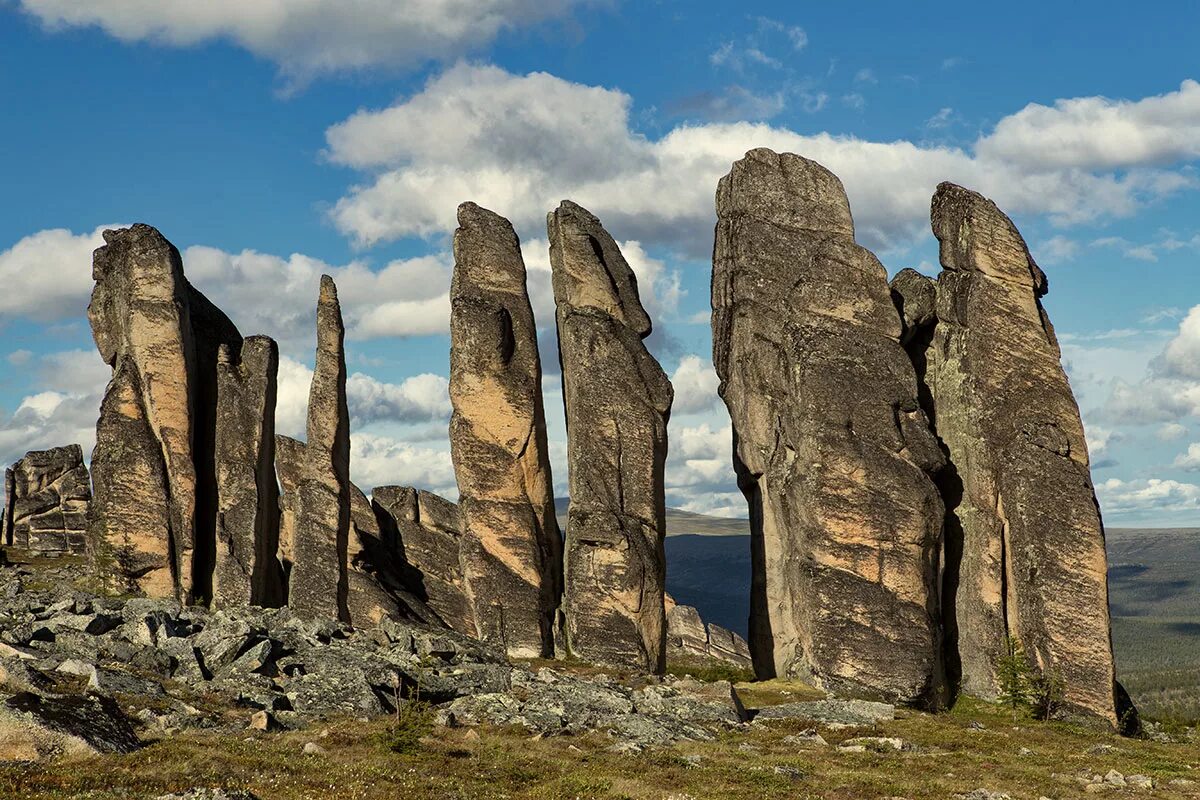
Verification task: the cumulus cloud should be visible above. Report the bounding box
[18,0,592,82]
[274,355,451,439]
[0,227,455,350]
[0,349,111,468]
[1172,442,1200,471]
[326,66,1200,257]
[1097,477,1200,518]
[977,79,1200,171]
[1158,422,1189,441]
[0,225,119,322]
[670,356,721,414]
[350,433,456,497]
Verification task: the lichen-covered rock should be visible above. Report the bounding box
[712,149,945,703]
[289,276,350,623]
[450,202,563,659]
[213,336,284,609]
[88,224,242,601]
[665,602,753,670]
[903,182,1118,725]
[548,200,673,672]
[2,446,91,555]
[372,486,474,636]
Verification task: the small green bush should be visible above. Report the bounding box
[381,700,433,755]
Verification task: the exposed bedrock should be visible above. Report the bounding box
[87,224,241,601]
[372,486,475,636]
[890,182,1119,726]
[3,446,91,556]
[711,148,946,704]
[450,202,563,659]
[549,200,673,673]
[288,276,351,623]
[213,336,284,609]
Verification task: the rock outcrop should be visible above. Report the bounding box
[372,487,474,636]
[711,149,946,704]
[2,446,91,555]
[88,224,242,601]
[450,202,563,659]
[288,276,351,623]
[548,200,673,672]
[665,601,753,670]
[213,336,284,609]
[891,182,1118,724]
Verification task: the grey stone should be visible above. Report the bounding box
[548,200,673,672]
[752,698,895,726]
[289,275,351,623]
[88,224,243,601]
[214,335,285,609]
[450,202,563,659]
[3,446,91,555]
[712,149,944,703]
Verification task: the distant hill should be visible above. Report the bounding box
[553,498,749,537]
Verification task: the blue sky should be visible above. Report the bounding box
[2,1,1200,525]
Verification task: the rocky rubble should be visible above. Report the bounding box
[0,568,807,757]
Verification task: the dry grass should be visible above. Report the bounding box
[2,685,1197,800]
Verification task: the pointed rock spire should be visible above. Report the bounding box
[548,200,673,672]
[288,275,351,622]
[450,202,563,658]
[906,182,1119,725]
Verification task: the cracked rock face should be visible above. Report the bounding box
[289,276,351,623]
[372,486,475,637]
[548,200,673,673]
[3,446,91,556]
[712,149,945,704]
[896,182,1117,725]
[213,336,284,609]
[88,225,242,601]
[450,202,563,659]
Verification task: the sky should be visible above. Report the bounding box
[1,1,1200,526]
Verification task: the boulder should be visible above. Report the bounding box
[548,200,673,672]
[0,691,140,759]
[665,603,752,670]
[3,445,91,555]
[893,182,1119,725]
[289,276,351,623]
[213,336,284,609]
[711,149,945,703]
[87,224,242,601]
[450,202,563,659]
[372,486,474,636]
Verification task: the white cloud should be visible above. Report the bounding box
[925,107,955,130]
[0,225,119,322]
[854,68,876,85]
[1097,477,1200,518]
[1158,422,1188,441]
[670,356,721,414]
[274,355,452,438]
[326,65,1200,257]
[350,433,456,497]
[6,350,33,367]
[1039,235,1079,264]
[978,79,1200,171]
[1173,442,1200,471]
[18,0,592,82]
[1159,305,1200,379]
[1084,423,1121,468]
[0,227,454,349]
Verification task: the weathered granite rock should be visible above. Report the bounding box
[664,601,752,670]
[88,224,242,601]
[372,486,474,636]
[213,337,284,609]
[274,434,305,584]
[289,276,351,623]
[2,446,91,555]
[450,202,563,659]
[0,692,141,759]
[548,200,673,672]
[898,182,1118,725]
[711,149,945,703]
